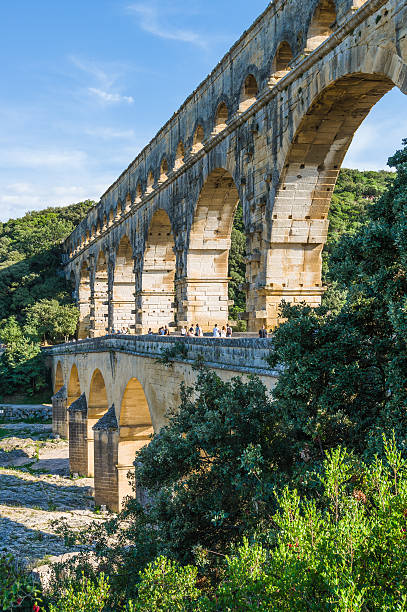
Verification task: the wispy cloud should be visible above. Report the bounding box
[69,55,134,105]
[85,127,136,140]
[127,3,208,48]
[0,149,87,169]
[88,88,134,104]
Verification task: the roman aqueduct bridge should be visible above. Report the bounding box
[62,0,407,336]
[51,0,407,510]
[48,336,278,511]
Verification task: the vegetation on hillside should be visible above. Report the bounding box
[33,143,407,609]
[0,202,93,398]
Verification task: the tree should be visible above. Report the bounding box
[25,299,79,343]
[267,141,407,483]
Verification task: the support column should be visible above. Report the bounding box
[93,405,119,511]
[176,277,230,331]
[51,385,67,438]
[68,393,88,476]
[117,424,153,507]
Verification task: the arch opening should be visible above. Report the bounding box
[135,182,142,204]
[174,141,185,170]
[139,209,176,333]
[78,261,91,339]
[147,171,154,193]
[192,125,204,153]
[113,235,135,333]
[67,364,81,408]
[54,361,63,393]
[93,251,109,337]
[306,0,336,53]
[271,42,293,82]
[159,158,169,182]
[240,75,258,112]
[118,377,153,508]
[263,73,396,331]
[87,369,109,477]
[184,168,242,331]
[213,102,228,134]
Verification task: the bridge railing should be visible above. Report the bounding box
[45,334,279,377]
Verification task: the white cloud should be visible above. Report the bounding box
[88,88,134,105]
[0,149,87,169]
[69,55,134,106]
[127,3,208,48]
[84,127,136,140]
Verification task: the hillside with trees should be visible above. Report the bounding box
[0,201,93,399]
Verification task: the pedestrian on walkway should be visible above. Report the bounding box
[213,324,220,338]
[259,324,268,338]
[226,324,232,337]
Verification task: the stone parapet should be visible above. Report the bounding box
[46,335,278,378]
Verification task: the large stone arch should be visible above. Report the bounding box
[138,209,176,333]
[78,260,91,339]
[93,250,109,337]
[183,168,241,331]
[113,234,135,333]
[117,377,153,508]
[86,369,109,477]
[260,46,407,329]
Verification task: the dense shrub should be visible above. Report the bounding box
[0,554,42,611]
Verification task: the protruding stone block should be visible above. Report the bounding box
[52,385,68,438]
[68,393,88,476]
[93,405,119,511]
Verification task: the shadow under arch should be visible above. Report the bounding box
[268,71,401,328]
[117,377,153,508]
[185,168,240,331]
[139,209,176,333]
[86,369,109,477]
[54,361,63,393]
[78,260,91,339]
[63,363,81,440]
[113,234,135,333]
[93,250,109,337]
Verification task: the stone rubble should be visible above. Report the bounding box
[0,420,108,567]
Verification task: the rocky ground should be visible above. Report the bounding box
[0,417,108,569]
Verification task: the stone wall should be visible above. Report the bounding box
[0,405,52,422]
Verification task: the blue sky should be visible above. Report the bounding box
[0,0,406,222]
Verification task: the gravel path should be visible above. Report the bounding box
[0,420,108,567]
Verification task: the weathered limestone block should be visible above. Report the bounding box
[51,385,68,438]
[93,405,119,511]
[68,393,88,476]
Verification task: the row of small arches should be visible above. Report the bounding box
[70,42,295,254]
[71,0,361,256]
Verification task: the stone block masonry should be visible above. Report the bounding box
[61,0,406,335]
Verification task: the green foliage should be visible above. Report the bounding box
[200,438,407,610]
[128,557,199,611]
[0,554,42,611]
[156,341,188,366]
[25,299,79,343]
[228,202,246,320]
[133,369,277,562]
[0,201,92,397]
[267,141,407,484]
[48,573,110,612]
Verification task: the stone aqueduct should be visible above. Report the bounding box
[50,0,407,510]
